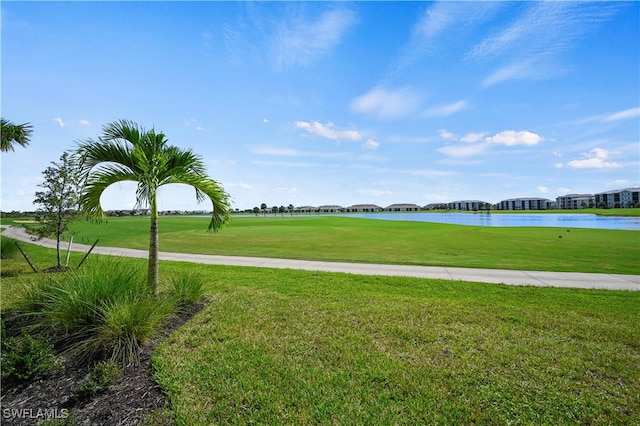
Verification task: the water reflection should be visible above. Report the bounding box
[336,212,640,231]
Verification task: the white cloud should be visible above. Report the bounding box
[362,139,380,150]
[566,148,622,169]
[437,129,456,140]
[350,87,421,120]
[295,121,362,142]
[273,6,357,70]
[263,118,269,123]
[460,132,485,143]
[557,187,571,194]
[80,119,90,126]
[54,117,65,127]
[425,100,469,117]
[537,186,549,193]
[485,130,543,146]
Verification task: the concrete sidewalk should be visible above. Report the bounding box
[2,225,639,291]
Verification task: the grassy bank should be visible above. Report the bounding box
[2,240,638,425]
[11,215,638,274]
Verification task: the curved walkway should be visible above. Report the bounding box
[2,226,638,291]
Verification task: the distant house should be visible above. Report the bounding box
[297,206,317,213]
[424,203,447,210]
[497,198,554,211]
[384,203,421,212]
[345,204,382,212]
[556,194,594,209]
[595,188,640,208]
[317,205,343,213]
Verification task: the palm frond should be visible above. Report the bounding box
[80,167,139,217]
[164,173,231,232]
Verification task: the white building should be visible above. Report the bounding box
[345,204,383,212]
[447,200,491,211]
[556,194,594,209]
[497,198,554,211]
[595,188,640,208]
[384,203,421,212]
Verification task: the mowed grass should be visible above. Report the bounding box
[22,214,640,274]
[2,239,639,424]
[152,262,640,425]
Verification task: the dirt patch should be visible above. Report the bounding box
[1,302,205,425]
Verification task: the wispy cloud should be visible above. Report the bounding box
[362,139,380,150]
[350,86,422,120]
[471,2,620,86]
[398,2,501,69]
[357,189,392,197]
[577,106,640,124]
[437,129,456,140]
[424,100,469,117]
[565,148,622,169]
[273,6,357,70]
[252,147,302,157]
[460,132,485,143]
[604,107,640,121]
[54,117,65,127]
[438,143,488,158]
[80,119,90,126]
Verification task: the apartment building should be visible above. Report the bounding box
[497,198,555,211]
[447,200,491,211]
[556,194,594,209]
[595,188,640,208]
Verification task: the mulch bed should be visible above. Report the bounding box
[1,302,205,425]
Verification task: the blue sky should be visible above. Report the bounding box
[1,1,639,212]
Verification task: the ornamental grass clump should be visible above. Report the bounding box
[14,258,177,365]
[168,270,205,309]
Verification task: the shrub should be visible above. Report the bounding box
[14,258,177,365]
[1,321,60,388]
[167,270,205,308]
[1,235,19,259]
[75,360,120,399]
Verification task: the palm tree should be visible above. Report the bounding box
[1,118,33,152]
[76,119,231,294]
[260,203,267,217]
[288,204,294,217]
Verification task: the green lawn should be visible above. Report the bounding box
[12,214,639,274]
[2,237,639,424]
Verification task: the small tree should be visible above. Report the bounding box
[261,203,267,217]
[33,152,81,270]
[288,204,294,216]
[253,207,260,216]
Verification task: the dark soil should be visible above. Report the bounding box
[1,302,205,425]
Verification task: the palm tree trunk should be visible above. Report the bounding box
[148,197,159,295]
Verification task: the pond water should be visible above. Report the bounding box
[334,212,640,231]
